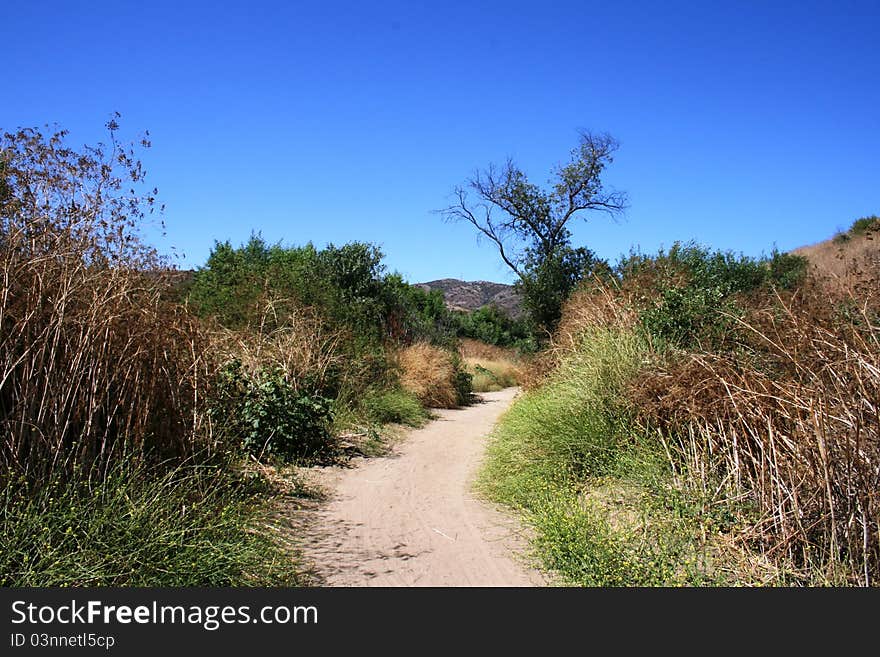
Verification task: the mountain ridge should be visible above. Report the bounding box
[415,278,523,317]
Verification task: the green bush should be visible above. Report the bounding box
[623,242,806,349]
[453,368,474,405]
[850,215,879,235]
[212,360,334,461]
[640,284,732,348]
[360,389,429,427]
[449,351,474,405]
[767,249,808,290]
[831,215,878,244]
[453,305,534,350]
[188,235,459,349]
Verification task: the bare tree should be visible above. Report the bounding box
[440,131,627,278]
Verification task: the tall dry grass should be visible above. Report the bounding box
[631,282,880,584]
[1,124,213,479]
[459,338,523,391]
[0,123,310,587]
[794,227,880,297]
[209,298,346,395]
[459,338,518,361]
[522,280,637,390]
[517,257,880,583]
[397,342,459,408]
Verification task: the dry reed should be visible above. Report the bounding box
[632,284,879,584]
[1,123,213,479]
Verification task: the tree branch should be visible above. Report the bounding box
[439,187,523,277]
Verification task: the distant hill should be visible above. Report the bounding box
[416,278,523,317]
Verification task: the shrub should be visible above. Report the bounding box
[212,360,334,461]
[640,284,733,348]
[398,342,470,408]
[631,289,880,584]
[490,250,880,585]
[360,389,429,427]
[850,215,879,235]
[188,236,458,349]
[621,242,808,349]
[767,248,808,290]
[452,365,474,406]
[209,301,347,399]
[453,305,535,350]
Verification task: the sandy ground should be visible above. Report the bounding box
[295,388,545,586]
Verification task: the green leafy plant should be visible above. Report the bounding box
[212,360,334,461]
[767,248,808,290]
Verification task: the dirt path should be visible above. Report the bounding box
[296,388,545,586]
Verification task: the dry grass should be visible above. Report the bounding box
[459,339,523,392]
[465,357,522,392]
[794,228,880,297]
[630,281,880,584]
[209,299,346,394]
[459,338,517,361]
[1,125,214,479]
[514,252,880,583]
[522,280,637,390]
[397,342,458,408]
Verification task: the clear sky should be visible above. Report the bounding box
[3,0,878,283]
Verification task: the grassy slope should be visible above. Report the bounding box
[793,217,879,283]
[478,327,747,586]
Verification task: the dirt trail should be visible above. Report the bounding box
[297,388,544,586]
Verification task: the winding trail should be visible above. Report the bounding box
[297,388,544,586]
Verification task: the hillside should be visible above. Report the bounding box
[416,278,523,317]
[793,216,879,287]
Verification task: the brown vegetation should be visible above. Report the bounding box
[521,280,636,390]
[0,124,213,479]
[519,236,880,583]
[794,219,880,295]
[459,339,523,392]
[209,300,346,394]
[397,342,459,408]
[632,289,879,583]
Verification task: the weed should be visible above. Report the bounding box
[0,459,300,586]
[360,389,429,427]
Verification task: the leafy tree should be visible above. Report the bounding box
[441,131,626,330]
[454,304,533,348]
[188,236,462,346]
[519,245,612,334]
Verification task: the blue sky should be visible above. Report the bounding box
[3,0,878,283]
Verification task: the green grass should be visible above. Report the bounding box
[478,327,738,586]
[471,371,504,392]
[0,459,302,586]
[360,388,430,427]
